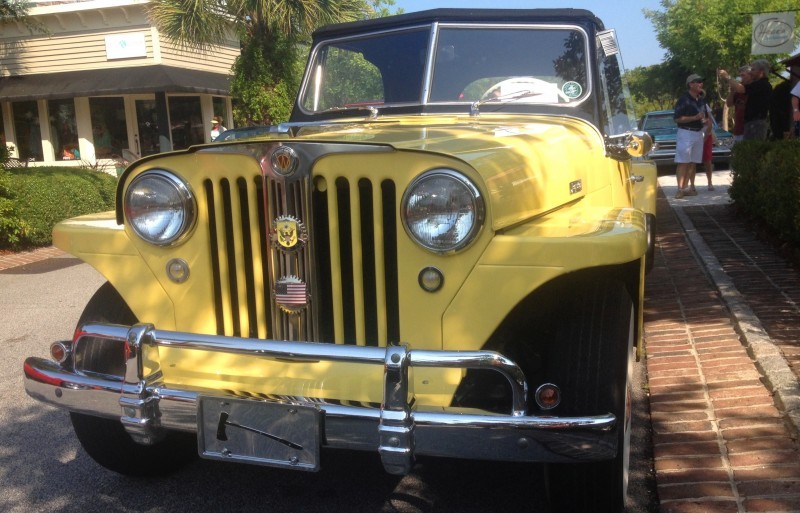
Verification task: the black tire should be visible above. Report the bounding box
[71,412,198,477]
[70,282,198,476]
[546,279,634,513]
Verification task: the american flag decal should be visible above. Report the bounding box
[274,276,308,312]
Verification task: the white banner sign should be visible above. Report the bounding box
[752,12,796,55]
[105,33,147,60]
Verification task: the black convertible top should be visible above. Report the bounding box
[312,8,605,39]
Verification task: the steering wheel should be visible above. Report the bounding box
[481,77,568,102]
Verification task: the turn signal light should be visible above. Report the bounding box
[50,342,70,364]
[535,383,561,410]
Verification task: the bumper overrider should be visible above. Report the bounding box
[24,323,618,475]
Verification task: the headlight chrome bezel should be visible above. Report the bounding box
[124,169,196,246]
[401,169,485,254]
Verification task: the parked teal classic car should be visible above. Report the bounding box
[639,109,734,169]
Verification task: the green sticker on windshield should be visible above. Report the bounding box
[562,81,582,99]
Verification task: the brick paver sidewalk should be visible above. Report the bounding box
[0,246,66,271]
[644,191,800,513]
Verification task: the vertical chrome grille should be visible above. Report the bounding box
[203,143,399,346]
[311,176,400,346]
[263,174,315,341]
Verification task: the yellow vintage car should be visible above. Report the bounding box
[24,8,655,513]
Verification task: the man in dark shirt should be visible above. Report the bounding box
[720,59,772,140]
[673,73,708,199]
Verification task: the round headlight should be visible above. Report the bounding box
[124,170,195,246]
[402,169,484,253]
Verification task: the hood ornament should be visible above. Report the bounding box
[270,146,299,176]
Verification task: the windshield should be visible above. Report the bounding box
[298,24,590,114]
[300,28,429,113]
[431,26,588,104]
[643,114,677,131]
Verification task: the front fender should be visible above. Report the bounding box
[443,206,647,352]
[52,212,177,329]
[631,159,657,216]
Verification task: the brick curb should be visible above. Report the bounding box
[645,190,800,513]
[672,204,800,438]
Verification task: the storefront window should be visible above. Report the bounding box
[89,97,126,158]
[169,96,204,150]
[212,96,227,126]
[135,99,161,157]
[48,99,79,161]
[12,101,43,162]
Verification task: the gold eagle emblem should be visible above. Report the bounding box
[270,215,307,252]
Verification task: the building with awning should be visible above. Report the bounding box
[0,0,239,167]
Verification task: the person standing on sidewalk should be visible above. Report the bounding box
[673,74,707,199]
[720,60,772,140]
[696,101,715,192]
[725,65,751,142]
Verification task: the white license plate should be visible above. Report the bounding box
[198,396,320,471]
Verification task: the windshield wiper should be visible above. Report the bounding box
[469,89,543,117]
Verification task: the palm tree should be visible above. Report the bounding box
[146,0,376,124]
[147,0,368,50]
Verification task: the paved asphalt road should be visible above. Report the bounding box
[0,254,657,512]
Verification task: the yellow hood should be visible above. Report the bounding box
[291,114,608,231]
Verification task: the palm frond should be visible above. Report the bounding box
[146,0,238,51]
[240,0,367,37]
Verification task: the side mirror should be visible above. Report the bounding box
[626,131,653,158]
[605,130,654,161]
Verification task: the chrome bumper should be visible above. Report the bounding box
[24,323,617,475]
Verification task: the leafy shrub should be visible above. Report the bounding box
[0,167,117,249]
[729,140,800,245]
[0,144,12,165]
[0,168,30,246]
[728,140,772,218]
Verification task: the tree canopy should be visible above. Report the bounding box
[146,0,398,125]
[626,0,800,123]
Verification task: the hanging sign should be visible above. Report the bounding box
[751,12,795,55]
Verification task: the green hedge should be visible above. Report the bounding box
[729,140,800,245]
[0,166,117,249]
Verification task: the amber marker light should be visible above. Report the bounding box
[418,267,444,292]
[50,342,69,364]
[535,383,561,410]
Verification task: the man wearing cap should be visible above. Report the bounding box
[720,60,772,140]
[210,116,227,141]
[672,73,708,198]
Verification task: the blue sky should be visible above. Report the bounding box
[391,0,667,69]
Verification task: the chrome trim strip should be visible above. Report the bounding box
[24,323,618,471]
[421,22,438,103]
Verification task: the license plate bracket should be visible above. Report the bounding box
[198,396,320,471]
